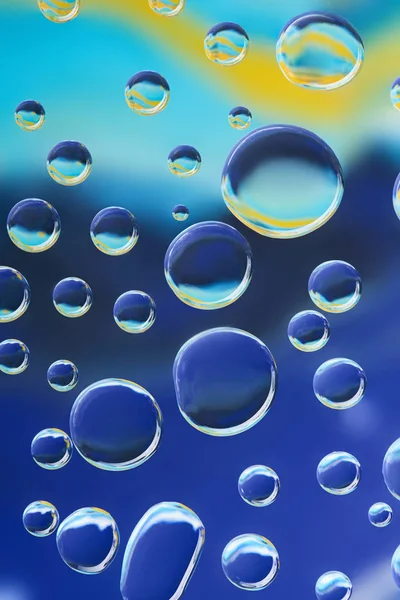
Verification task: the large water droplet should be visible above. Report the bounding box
[0,267,31,323]
[173,327,277,436]
[125,71,170,116]
[228,106,252,130]
[368,502,392,528]
[222,534,279,590]
[90,207,138,256]
[238,465,280,507]
[148,0,185,17]
[113,291,156,334]
[315,571,352,600]
[308,261,361,313]
[7,198,60,253]
[38,0,80,22]
[383,438,400,500]
[23,501,59,537]
[288,310,330,352]
[47,360,79,392]
[221,125,343,238]
[15,100,45,131]
[0,339,30,375]
[31,428,73,470]
[120,502,205,600]
[313,358,366,410]
[204,22,249,66]
[168,145,201,177]
[47,141,92,186]
[317,451,361,495]
[53,277,93,318]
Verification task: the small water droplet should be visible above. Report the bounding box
[23,501,59,537]
[308,261,361,313]
[31,428,73,470]
[125,71,170,116]
[0,339,30,375]
[172,204,189,221]
[113,291,156,334]
[315,571,352,600]
[382,438,400,500]
[148,0,185,17]
[204,22,249,66]
[38,0,80,22]
[222,534,279,590]
[0,267,31,323]
[238,465,280,507]
[47,141,92,186]
[7,198,60,253]
[313,358,366,409]
[317,451,361,495]
[15,100,45,131]
[391,78,400,111]
[228,106,252,130]
[90,207,138,256]
[368,502,392,527]
[47,360,79,392]
[168,145,201,177]
[288,310,330,352]
[53,277,93,318]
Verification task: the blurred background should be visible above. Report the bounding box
[1,0,400,598]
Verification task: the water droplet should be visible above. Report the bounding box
[368,502,392,528]
[47,360,79,392]
[7,198,61,253]
[315,571,352,600]
[308,261,361,313]
[204,22,249,66]
[120,502,204,600]
[31,428,73,470]
[47,141,92,186]
[70,378,162,471]
[173,327,277,436]
[392,545,400,589]
[221,125,343,238]
[113,291,156,334]
[238,465,280,507]
[15,100,45,131]
[392,173,400,221]
[0,267,31,323]
[23,501,59,537]
[382,438,400,500]
[57,507,119,574]
[125,71,170,116]
[222,534,279,590]
[164,221,253,310]
[276,12,364,90]
[38,0,80,22]
[317,451,361,495]
[0,339,30,375]
[90,207,138,256]
[172,204,189,221]
[288,310,330,352]
[313,358,366,410]
[53,277,93,318]
[391,78,400,112]
[168,145,201,177]
[228,106,252,130]
[148,0,185,17]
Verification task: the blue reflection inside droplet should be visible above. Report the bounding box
[47,141,92,186]
[90,207,138,255]
[23,501,59,537]
[368,502,392,527]
[288,310,330,352]
[383,438,400,500]
[53,277,92,317]
[0,339,30,374]
[238,465,279,506]
[317,451,361,495]
[47,360,78,391]
[125,71,170,115]
[308,260,361,313]
[313,358,366,409]
[7,198,60,252]
[315,570,352,600]
[0,267,30,322]
[221,534,279,590]
[113,291,156,334]
[31,428,73,470]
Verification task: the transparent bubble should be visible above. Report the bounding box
[90,207,138,256]
[121,502,205,600]
[47,360,79,392]
[391,78,400,112]
[172,204,189,221]
[23,501,59,537]
[31,428,73,470]
[38,0,80,22]
[313,358,366,410]
[15,100,45,131]
[113,291,156,334]
[173,327,277,436]
[222,534,279,590]
[221,125,343,238]
[69,378,162,471]
[7,198,61,253]
[315,571,352,600]
[53,277,93,318]
[238,465,280,507]
[164,221,253,310]
[57,507,119,574]
[148,0,185,17]
[125,71,170,116]
[204,22,249,66]
[0,339,30,375]
[47,141,92,186]
[168,145,201,177]
[0,266,31,323]
[317,451,361,495]
[382,438,400,500]
[276,12,364,90]
[368,502,392,528]
[228,106,252,130]
[308,261,361,313]
[288,310,330,352]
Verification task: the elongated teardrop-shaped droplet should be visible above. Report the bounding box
[0,339,30,374]
[23,501,59,537]
[222,534,279,590]
[7,198,60,253]
[0,267,31,323]
[121,502,205,600]
[15,100,45,131]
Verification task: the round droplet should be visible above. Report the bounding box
[238,465,280,507]
[47,360,79,392]
[222,534,279,590]
[228,106,252,130]
[57,507,119,574]
[31,428,73,470]
[23,501,59,537]
[288,310,330,352]
[221,125,344,239]
[15,100,45,131]
[7,198,61,253]
[276,12,364,90]
[391,78,400,112]
[167,145,201,177]
[315,571,352,600]
[204,22,249,66]
[308,261,361,313]
[172,204,189,221]
[164,221,253,310]
[90,207,138,256]
[113,291,156,334]
[70,378,162,471]
[0,339,30,375]
[317,451,361,495]
[0,267,31,323]
[382,438,400,500]
[47,141,92,186]
[173,327,277,436]
[368,502,392,528]
[148,0,184,17]
[313,358,366,410]
[53,277,93,318]
[38,0,80,22]
[125,71,170,116]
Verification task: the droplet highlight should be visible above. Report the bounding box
[90,207,138,256]
[222,534,279,590]
[368,502,392,528]
[31,428,73,470]
[313,358,366,410]
[23,501,59,537]
[47,141,92,186]
[288,310,330,352]
[0,339,30,375]
[238,465,280,507]
[308,260,361,313]
[204,22,249,66]
[317,451,361,495]
[172,204,189,221]
[7,198,61,253]
[15,100,45,131]
[148,0,185,17]
[47,360,79,392]
[168,145,201,177]
[0,267,31,323]
[228,106,252,130]
[125,71,170,116]
[315,571,352,600]
[53,277,93,318]
[383,438,400,500]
